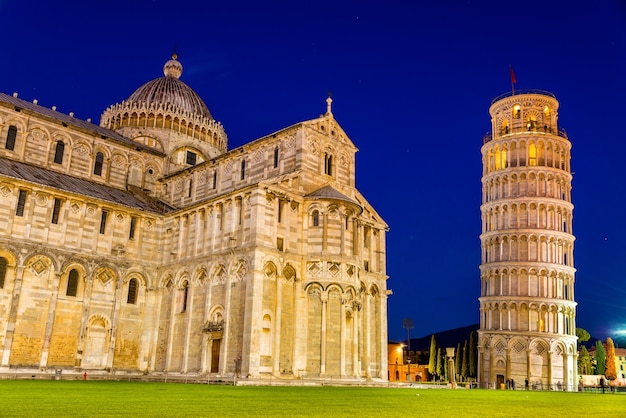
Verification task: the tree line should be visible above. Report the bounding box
[577,328,619,380]
[427,331,478,382]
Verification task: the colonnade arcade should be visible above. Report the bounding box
[482,171,572,203]
[480,301,576,335]
[481,233,574,266]
[478,334,577,390]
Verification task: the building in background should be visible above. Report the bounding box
[478,90,577,390]
[0,56,389,382]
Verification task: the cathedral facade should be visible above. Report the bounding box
[0,56,389,381]
[478,90,577,390]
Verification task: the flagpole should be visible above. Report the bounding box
[510,65,516,96]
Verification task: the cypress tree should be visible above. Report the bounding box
[428,335,437,377]
[461,339,469,379]
[455,342,462,381]
[436,348,444,379]
[595,340,606,375]
[469,331,477,378]
[578,346,591,375]
[606,337,617,380]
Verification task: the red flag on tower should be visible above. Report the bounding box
[510,66,517,84]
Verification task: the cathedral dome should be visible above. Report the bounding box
[100,54,228,158]
[127,55,213,120]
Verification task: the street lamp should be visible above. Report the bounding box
[403,318,414,383]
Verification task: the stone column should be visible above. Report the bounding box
[106,271,125,369]
[547,350,553,389]
[526,349,532,388]
[505,347,511,383]
[320,291,328,376]
[477,347,484,388]
[322,212,328,252]
[182,285,195,373]
[165,286,178,371]
[2,262,25,366]
[353,301,361,377]
[339,297,346,377]
[273,277,283,376]
[489,347,495,388]
[39,271,62,368]
[76,269,94,367]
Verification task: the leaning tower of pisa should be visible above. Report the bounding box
[478,90,577,391]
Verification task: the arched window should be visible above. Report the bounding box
[324,153,333,176]
[53,141,65,164]
[93,152,104,176]
[127,278,138,304]
[312,210,320,227]
[182,281,189,312]
[66,269,79,297]
[513,105,521,119]
[0,257,7,288]
[260,314,272,355]
[529,143,537,166]
[6,125,17,150]
[240,160,246,180]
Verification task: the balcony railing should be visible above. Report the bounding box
[483,126,568,144]
[491,89,556,105]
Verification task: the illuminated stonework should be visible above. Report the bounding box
[478,90,577,391]
[0,57,389,382]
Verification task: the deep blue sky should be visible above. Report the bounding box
[1,1,625,342]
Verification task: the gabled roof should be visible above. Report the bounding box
[0,158,172,214]
[0,93,164,156]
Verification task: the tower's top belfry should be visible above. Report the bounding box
[484,89,566,145]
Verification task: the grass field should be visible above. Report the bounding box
[0,381,624,417]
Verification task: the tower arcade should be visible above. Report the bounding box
[478,90,577,390]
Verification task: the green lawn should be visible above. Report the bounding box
[0,381,623,417]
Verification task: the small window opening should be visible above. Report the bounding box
[53,141,65,164]
[240,160,246,180]
[182,282,189,312]
[324,153,333,176]
[16,189,27,216]
[66,269,79,297]
[312,210,320,227]
[186,151,197,165]
[0,257,7,288]
[127,278,138,304]
[51,198,62,224]
[6,125,17,150]
[94,152,104,176]
[277,237,284,252]
[100,210,108,234]
[273,147,279,168]
[129,216,137,240]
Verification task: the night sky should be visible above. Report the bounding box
[1,1,625,343]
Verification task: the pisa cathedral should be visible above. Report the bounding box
[0,56,389,381]
[478,90,577,390]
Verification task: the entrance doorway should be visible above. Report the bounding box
[210,339,221,373]
[496,374,505,389]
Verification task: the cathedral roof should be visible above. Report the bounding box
[126,55,213,120]
[0,93,164,156]
[0,158,173,214]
